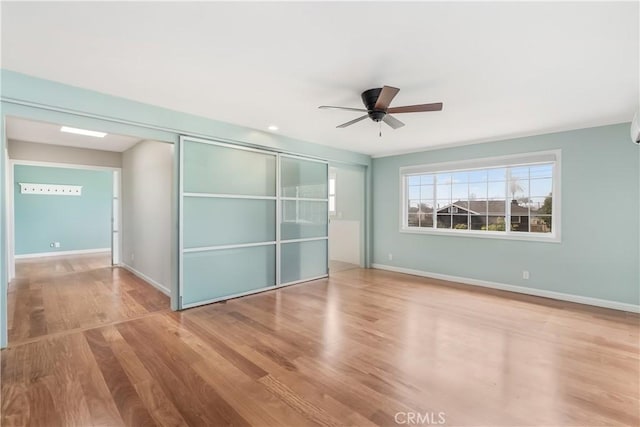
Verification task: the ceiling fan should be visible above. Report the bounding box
[319,85,443,133]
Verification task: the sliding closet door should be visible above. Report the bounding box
[279,155,329,284]
[179,138,329,309]
[180,138,277,308]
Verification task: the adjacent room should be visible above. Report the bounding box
[4,117,173,345]
[1,2,638,426]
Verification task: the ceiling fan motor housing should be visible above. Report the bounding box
[361,88,386,122]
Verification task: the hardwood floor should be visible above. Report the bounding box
[7,254,169,345]
[2,261,639,426]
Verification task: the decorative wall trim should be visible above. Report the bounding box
[15,248,110,259]
[19,182,83,196]
[371,263,640,313]
[119,263,171,296]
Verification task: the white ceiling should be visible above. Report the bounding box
[6,117,142,152]
[1,2,638,156]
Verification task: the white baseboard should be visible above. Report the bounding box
[15,248,111,259]
[119,263,170,296]
[371,263,640,313]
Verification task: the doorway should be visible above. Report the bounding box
[4,116,171,345]
[328,163,366,272]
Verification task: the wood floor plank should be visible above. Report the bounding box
[99,325,189,427]
[84,328,154,426]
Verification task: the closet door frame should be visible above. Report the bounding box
[178,136,329,310]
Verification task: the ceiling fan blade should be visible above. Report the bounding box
[319,105,367,112]
[337,115,369,128]
[374,86,400,111]
[382,114,405,129]
[387,102,443,114]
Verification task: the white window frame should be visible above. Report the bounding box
[399,150,561,243]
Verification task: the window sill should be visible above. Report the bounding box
[399,227,561,243]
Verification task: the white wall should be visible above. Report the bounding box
[8,140,122,168]
[121,140,173,294]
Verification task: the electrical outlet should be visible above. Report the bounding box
[388,253,393,261]
[54,242,60,248]
[50,242,54,248]
[522,270,530,280]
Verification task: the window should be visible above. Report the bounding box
[401,151,560,241]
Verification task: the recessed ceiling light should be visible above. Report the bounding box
[60,126,107,138]
[268,125,279,131]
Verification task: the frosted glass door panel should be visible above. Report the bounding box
[281,157,328,199]
[182,245,276,305]
[281,200,328,240]
[183,142,276,196]
[183,198,275,248]
[281,240,328,284]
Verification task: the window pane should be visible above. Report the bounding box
[452,214,469,230]
[468,170,488,183]
[418,201,434,227]
[420,175,434,185]
[452,183,468,202]
[437,214,452,229]
[436,173,452,184]
[530,196,551,212]
[468,200,488,215]
[532,196,552,222]
[437,185,452,202]
[419,201,434,214]
[408,200,420,213]
[470,214,486,230]
[436,199,451,211]
[469,183,487,200]
[509,166,529,180]
[484,216,506,231]
[530,164,553,179]
[420,185,434,200]
[488,181,506,199]
[487,200,506,216]
[530,178,553,197]
[509,179,529,203]
[408,176,420,186]
[408,186,420,200]
[408,213,419,227]
[510,209,529,233]
[451,171,468,184]
[419,210,434,228]
[531,215,552,233]
[487,168,506,182]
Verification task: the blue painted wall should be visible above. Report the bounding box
[372,123,639,306]
[14,165,112,255]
